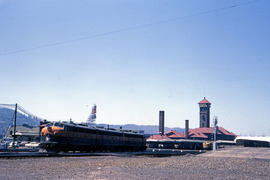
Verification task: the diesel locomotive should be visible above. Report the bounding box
[40,122,146,152]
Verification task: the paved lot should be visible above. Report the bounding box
[0,147,269,180]
[200,146,270,159]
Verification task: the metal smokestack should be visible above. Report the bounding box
[185,120,189,139]
[159,111,165,135]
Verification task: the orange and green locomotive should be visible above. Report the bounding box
[40,122,146,152]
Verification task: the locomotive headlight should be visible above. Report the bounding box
[45,135,50,142]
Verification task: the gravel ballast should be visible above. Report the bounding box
[0,147,270,180]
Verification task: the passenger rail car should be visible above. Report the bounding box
[40,122,146,152]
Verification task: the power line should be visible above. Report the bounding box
[0,0,260,56]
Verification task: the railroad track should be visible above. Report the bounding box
[0,148,206,158]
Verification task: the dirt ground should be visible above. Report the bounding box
[0,147,270,180]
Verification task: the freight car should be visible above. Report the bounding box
[40,122,146,152]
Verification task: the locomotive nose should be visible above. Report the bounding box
[47,126,52,132]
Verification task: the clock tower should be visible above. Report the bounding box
[198,97,211,128]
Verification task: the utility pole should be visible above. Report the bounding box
[213,116,218,151]
[13,103,17,149]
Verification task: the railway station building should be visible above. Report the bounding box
[148,97,236,141]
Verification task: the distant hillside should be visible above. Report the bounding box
[0,108,40,138]
[97,123,184,135]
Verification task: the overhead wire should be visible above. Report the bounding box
[0,0,260,56]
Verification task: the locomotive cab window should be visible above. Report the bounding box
[46,123,53,127]
[54,123,64,128]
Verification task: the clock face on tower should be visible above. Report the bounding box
[201,107,207,112]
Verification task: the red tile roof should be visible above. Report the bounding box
[189,132,208,138]
[198,97,211,104]
[189,129,208,138]
[148,134,170,140]
[190,127,236,136]
[218,126,236,136]
[192,127,213,134]
[165,130,185,138]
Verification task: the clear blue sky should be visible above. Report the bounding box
[0,0,269,135]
